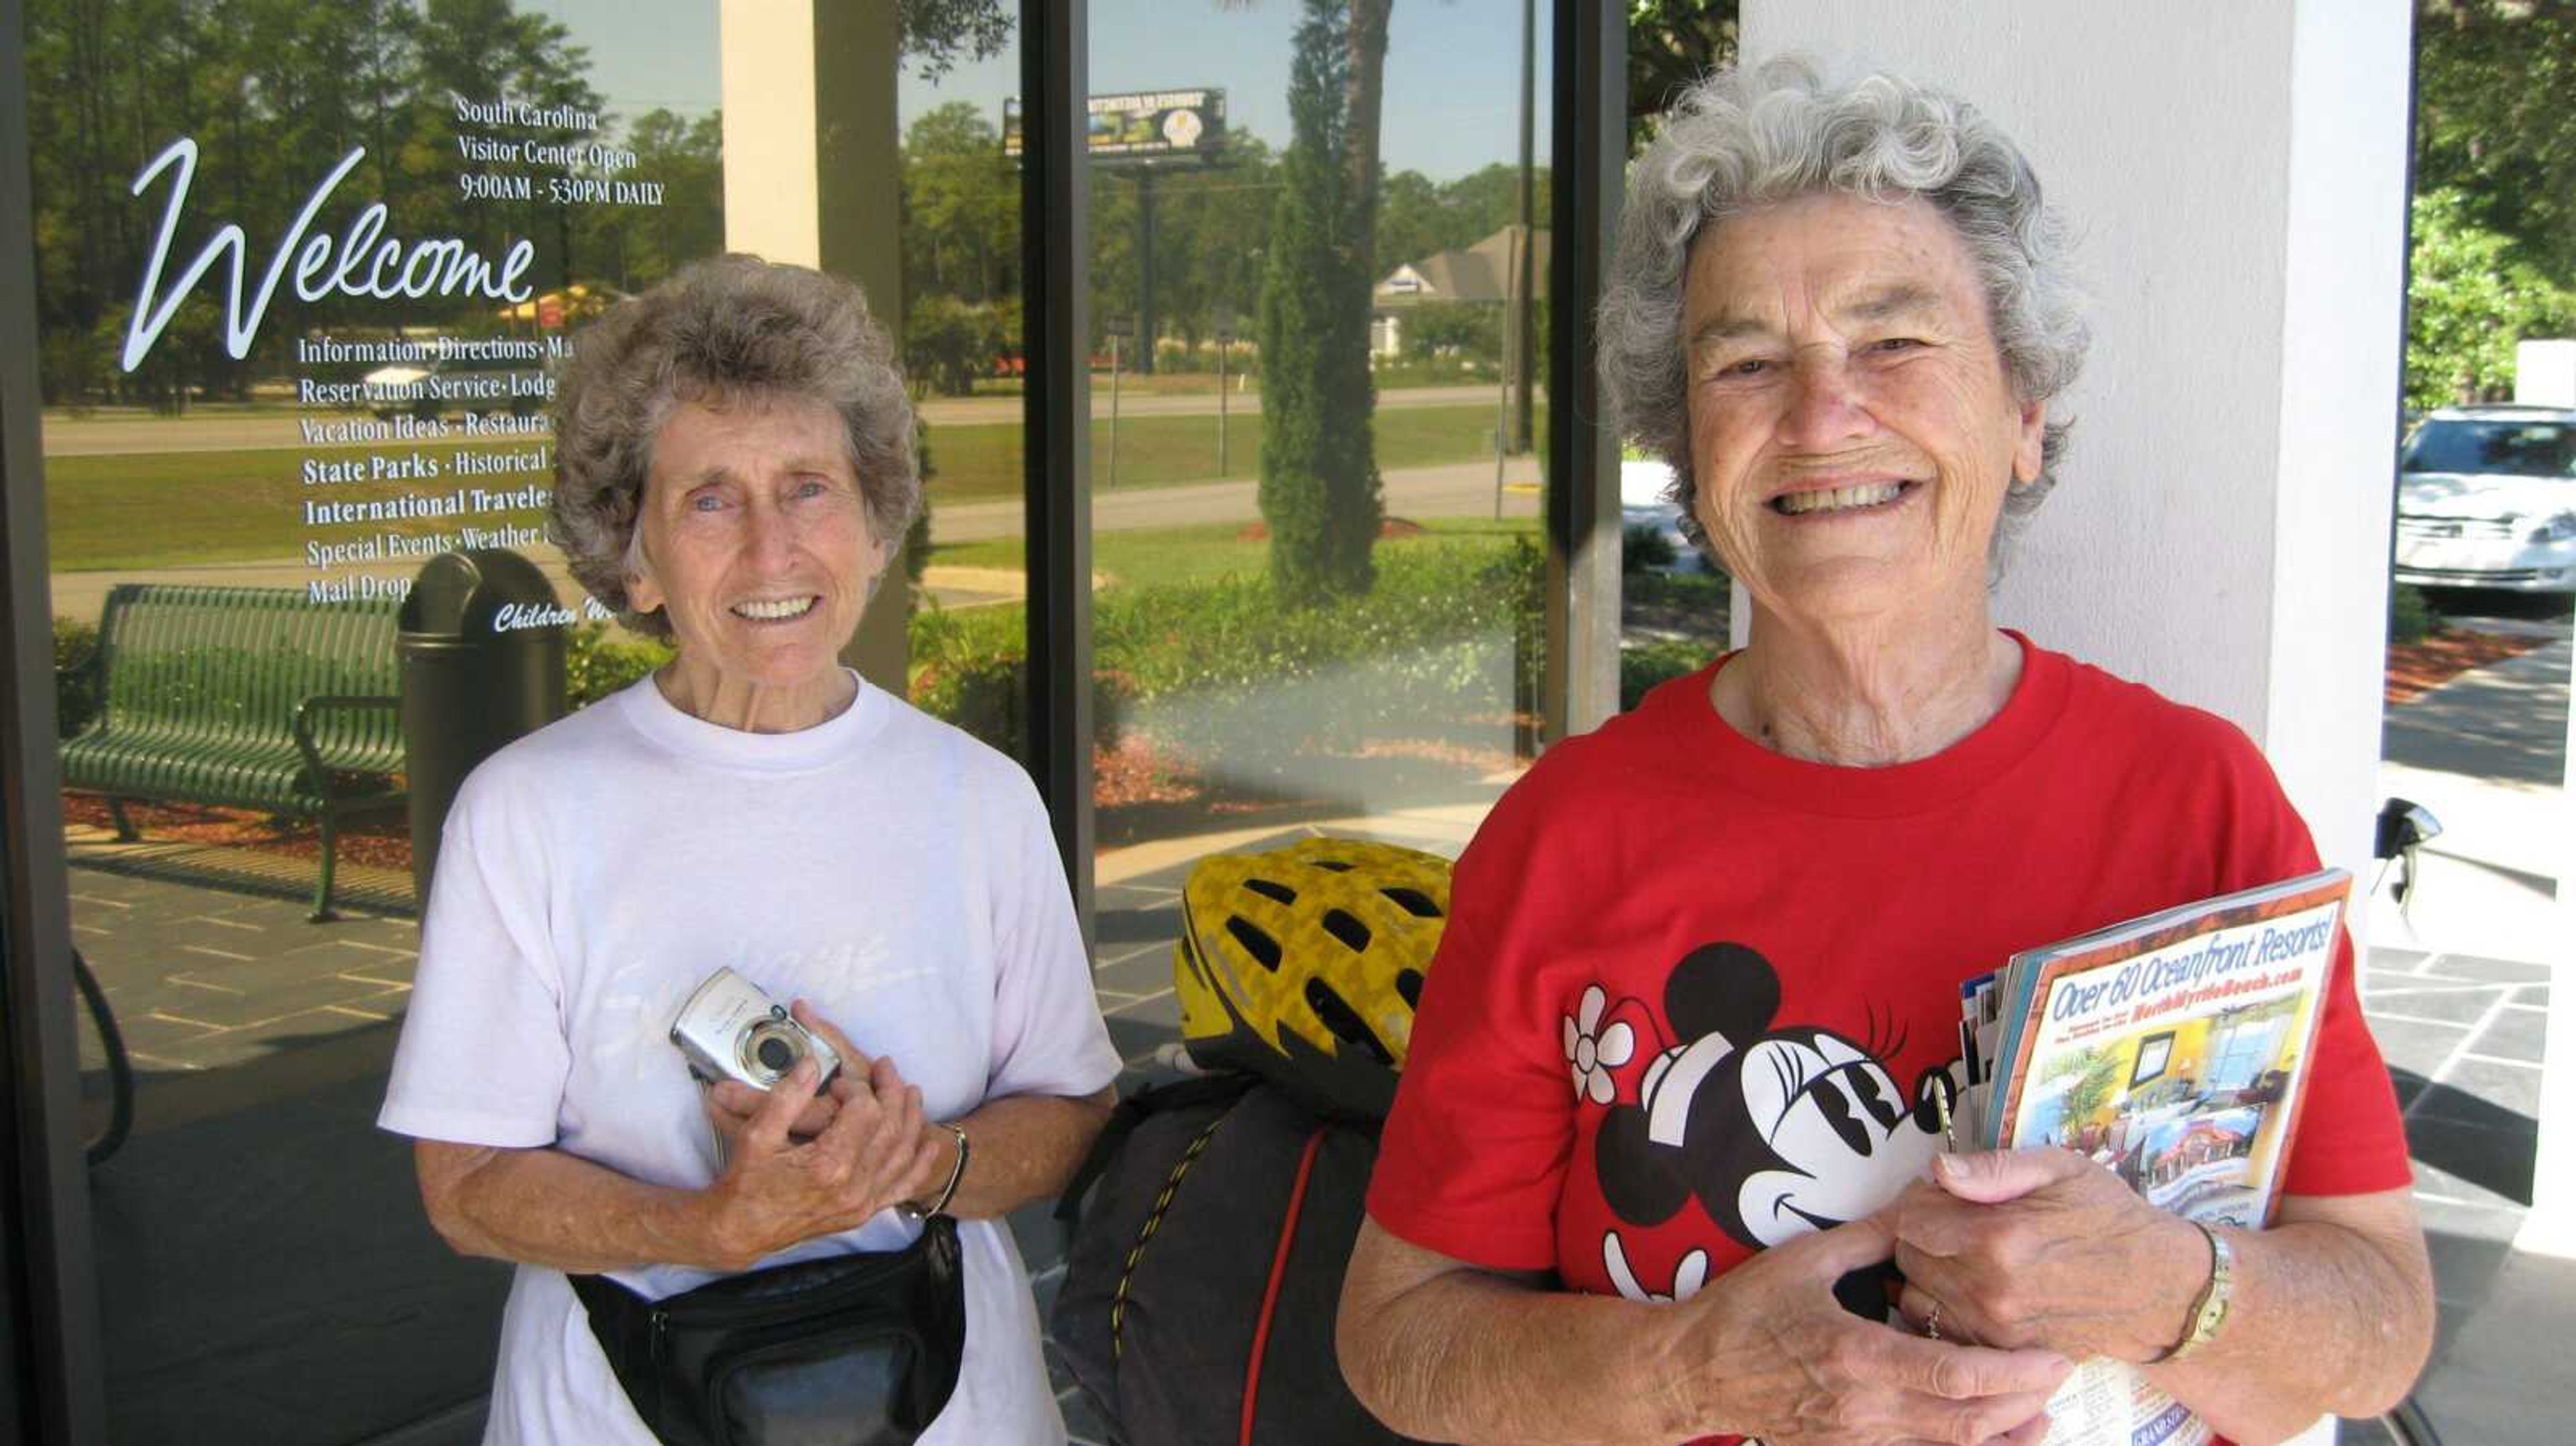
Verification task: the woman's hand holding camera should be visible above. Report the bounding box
[695,1002,947,1271]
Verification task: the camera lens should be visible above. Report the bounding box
[756,1035,797,1074]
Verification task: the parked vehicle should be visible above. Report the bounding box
[1620,458,1710,574]
[2392,406,2576,593]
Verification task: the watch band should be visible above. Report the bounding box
[2152,1221,2235,1364]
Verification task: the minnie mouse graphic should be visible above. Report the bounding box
[1571,942,1958,1316]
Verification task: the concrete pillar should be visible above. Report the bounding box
[718,0,912,692]
[1735,1,2412,893]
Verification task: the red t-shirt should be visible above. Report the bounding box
[1366,636,2410,1439]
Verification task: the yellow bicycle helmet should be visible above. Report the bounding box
[1174,837,1452,1118]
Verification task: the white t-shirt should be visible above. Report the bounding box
[380,674,1122,1446]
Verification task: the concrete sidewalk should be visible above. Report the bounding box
[2349,613,2570,1446]
[2371,627,2567,966]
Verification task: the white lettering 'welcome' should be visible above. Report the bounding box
[121,137,537,372]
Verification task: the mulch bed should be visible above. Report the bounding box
[58,793,415,870]
[1236,517,1428,542]
[2385,627,2547,706]
[1093,736,1202,808]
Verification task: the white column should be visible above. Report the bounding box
[1735,1,2412,891]
[718,0,821,267]
[716,1,911,688]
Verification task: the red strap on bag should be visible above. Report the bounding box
[1240,1128,1328,1446]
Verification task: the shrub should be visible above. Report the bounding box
[1095,534,1540,760]
[906,534,1544,766]
[908,603,1132,761]
[53,616,100,737]
[1621,637,1719,711]
[565,624,674,711]
[1402,301,1503,366]
[904,296,1016,398]
[1623,522,1679,574]
[2387,583,2437,646]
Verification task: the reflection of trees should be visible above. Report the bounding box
[1625,0,1737,150]
[578,109,723,296]
[899,102,1018,396]
[890,32,1559,391]
[898,0,1012,80]
[905,103,1017,305]
[21,0,743,407]
[1086,138,1280,362]
[1261,0,1383,605]
[897,95,1546,395]
[1377,163,1552,276]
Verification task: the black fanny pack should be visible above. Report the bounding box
[568,1215,967,1446]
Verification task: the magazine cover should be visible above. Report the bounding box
[1964,869,2352,1446]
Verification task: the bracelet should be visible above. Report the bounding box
[2148,1221,2235,1364]
[903,1123,969,1220]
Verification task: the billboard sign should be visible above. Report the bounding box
[1003,89,1227,164]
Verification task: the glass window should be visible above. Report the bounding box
[1616,28,1735,713]
[1076,0,1552,1125]
[23,3,1012,1438]
[2402,418,2576,478]
[899,25,1030,764]
[1617,454,1731,711]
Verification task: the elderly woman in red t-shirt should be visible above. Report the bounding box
[1337,60,2432,1446]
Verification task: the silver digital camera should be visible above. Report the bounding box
[669,968,843,1091]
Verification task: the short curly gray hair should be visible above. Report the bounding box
[1599,58,2088,556]
[549,254,920,639]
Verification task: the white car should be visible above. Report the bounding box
[2392,406,2576,593]
[1620,458,1710,573]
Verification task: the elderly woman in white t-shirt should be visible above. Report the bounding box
[380,254,1120,1445]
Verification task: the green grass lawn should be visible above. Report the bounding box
[930,514,1540,592]
[928,401,1544,501]
[44,437,557,572]
[45,403,1547,572]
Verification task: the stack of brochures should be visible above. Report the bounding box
[1947,870,2353,1446]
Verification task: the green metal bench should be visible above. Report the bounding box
[58,584,407,920]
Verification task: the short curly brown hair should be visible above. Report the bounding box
[548,254,920,639]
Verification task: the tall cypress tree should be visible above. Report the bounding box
[1258,0,1383,606]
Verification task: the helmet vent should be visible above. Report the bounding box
[1243,878,1297,905]
[1379,886,1442,919]
[1310,859,1355,872]
[1320,909,1372,953]
[1395,968,1425,1009]
[1226,917,1283,970]
[1305,978,1394,1065]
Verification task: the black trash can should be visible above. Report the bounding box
[398,549,571,905]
